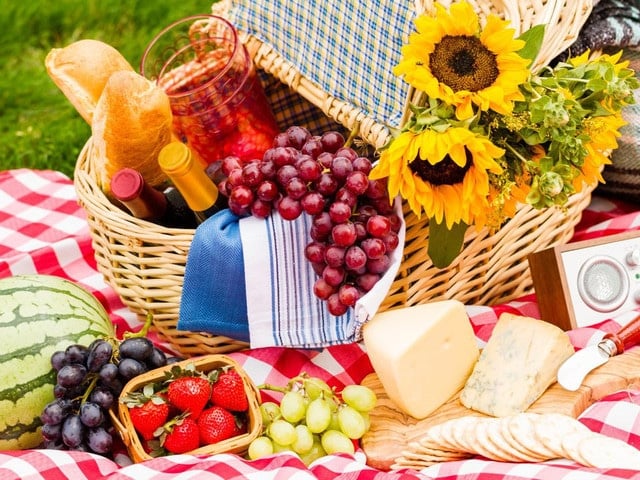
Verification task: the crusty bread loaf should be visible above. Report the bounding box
[91,70,172,193]
[45,39,135,125]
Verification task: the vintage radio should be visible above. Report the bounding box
[528,230,640,330]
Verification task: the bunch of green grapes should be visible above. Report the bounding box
[247,373,377,465]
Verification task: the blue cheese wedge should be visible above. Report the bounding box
[362,300,479,419]
[460,313,575,417]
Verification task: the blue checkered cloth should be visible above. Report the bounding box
[228,0,416,129]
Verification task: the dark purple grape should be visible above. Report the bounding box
[101,378,124,395]
[43,440,66,450]
[147,347,168,369]
[88,427,113,454]
[41,422,62,442]
[119,337,153,361]
[57,364,87,388]
[79,402,104,428]
[87,340,113,372]
[118,357,147,380]
[99,363,119,383]
[64,344,88,365]
[41,399,68,425]
[74,442,91,452]
[53,384,67,399]
[51,351,67,371]
[89,387,114,410]
[166,356,185,365]
[61,415,84,448]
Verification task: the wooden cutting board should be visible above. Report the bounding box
[361,348,640,470]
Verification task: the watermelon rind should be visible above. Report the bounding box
[0,274,115,451]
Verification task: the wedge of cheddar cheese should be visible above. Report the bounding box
[460,313,575,417]
[362,300,479,419]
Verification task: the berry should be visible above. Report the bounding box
[128,396,170,441]
[167,376,212,420]
[163,416,200,454]
[197,406,238,445]
[211,368,249,412]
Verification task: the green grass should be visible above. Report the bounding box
[0,0,215,179]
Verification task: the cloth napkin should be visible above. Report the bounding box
[178,199,405,349]
[239,198,405,349]
[178,209,250,342]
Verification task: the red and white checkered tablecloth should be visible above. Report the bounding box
[2,168,640,479]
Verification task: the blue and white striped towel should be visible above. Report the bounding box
[239,198,405,349]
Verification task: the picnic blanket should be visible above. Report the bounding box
[2,169,640,479]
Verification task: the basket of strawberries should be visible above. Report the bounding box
[110,355,262,462]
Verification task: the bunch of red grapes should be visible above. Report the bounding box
[211,126,401,316]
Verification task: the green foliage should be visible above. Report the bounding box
[0,0,213,178]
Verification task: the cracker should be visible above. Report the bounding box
[416,439,467,458]
[507,413,556,460]
[531,413,588,458]
[577,432,640,469]
[499,415,549,462]
[483,417,532,462]
[429,418,469,452]
[473,417,523,462]
[560,430,593,466]
[451,416,485,453]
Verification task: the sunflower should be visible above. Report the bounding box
[370,127,504,228]
[394,1,530,120]
[572,112,625,190]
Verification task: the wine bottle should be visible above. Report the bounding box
[157,142,228,223]
[110,167,198,229]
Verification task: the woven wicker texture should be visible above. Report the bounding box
[110,354,262,463]
[74,0,594,357]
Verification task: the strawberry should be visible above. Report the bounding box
[127,395,170,441]
[197,406,238,445]
[211,368,249,412]
[162,416,200,454]
[167,376,212,419]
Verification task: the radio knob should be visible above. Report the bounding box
[626,249,640,266]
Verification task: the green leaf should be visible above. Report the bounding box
[428,218,468,268]
[518,25,545,66]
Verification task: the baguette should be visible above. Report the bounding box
[91,70,172,193]
[45,39,134,125]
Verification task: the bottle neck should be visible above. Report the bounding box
[110,168,167,220]
[158,142,221,216]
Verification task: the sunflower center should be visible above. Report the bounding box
[429,35,499,92]
[409,150,472,186]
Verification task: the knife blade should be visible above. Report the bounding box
[557,314,640,391]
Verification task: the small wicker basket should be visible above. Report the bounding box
[74,0,594,357]
[110,354,263,463]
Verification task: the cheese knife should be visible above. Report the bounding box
[557,314,640,391]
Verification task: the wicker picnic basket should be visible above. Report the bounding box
[74,0,594,357]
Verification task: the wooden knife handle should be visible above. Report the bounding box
[603,314,640,354]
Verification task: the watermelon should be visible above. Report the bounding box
[0,274,115,450]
